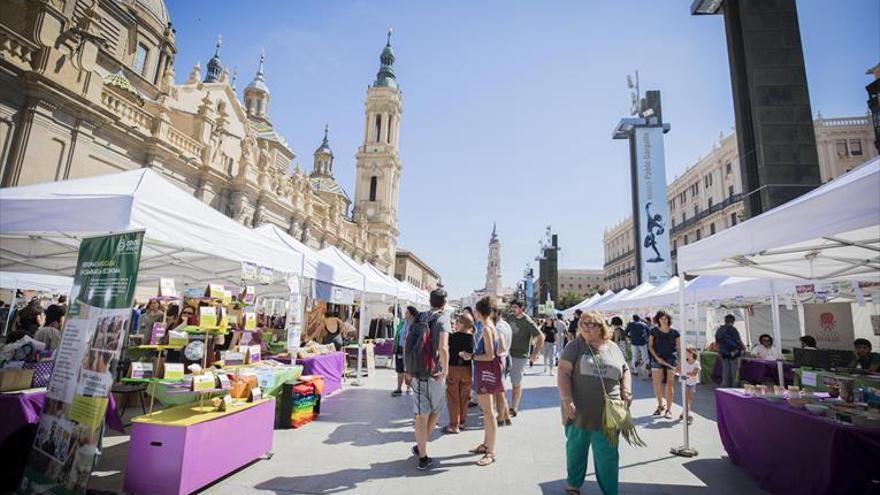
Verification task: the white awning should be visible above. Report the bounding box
[318,246,398,297]
[0,271,74,294]
[0,169,302,290]
[679,157,880,282]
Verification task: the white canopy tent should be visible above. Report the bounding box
[254,224,363,291]
[596,282,655,312]
[582,290,618,311]
[562,293,600,318]
[0,271,74,294]
[361,262,429,307]
[679,157,880,282]
[592,288,629,312]
[672,158,880,456]
[0,169,303,291]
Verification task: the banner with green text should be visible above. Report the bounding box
[19,231,144,494]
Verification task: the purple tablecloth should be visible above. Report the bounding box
[0,390,125,444]
[712,358,794,386]
[372,340,394,357]
[299,351,344,397]
[715,388,880,495]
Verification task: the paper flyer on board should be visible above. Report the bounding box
[19,231,144,495]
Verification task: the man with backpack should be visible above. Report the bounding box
[715,313,745,388]
[404,288,450,470]
[625,314,650,377]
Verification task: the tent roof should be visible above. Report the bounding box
[679,157,880,282]
[0,169,302,288]
[254,224,363,291]
[318,246,398,297]
[596,282,654,311]
[0,271,74,293]
[590,289,628,311]
[361,262,429,306]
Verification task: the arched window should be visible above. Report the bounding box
[256,98,263,115]
[369,176,377,201]
[375,114,382,143]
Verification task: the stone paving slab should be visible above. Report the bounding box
[91,364,768,494]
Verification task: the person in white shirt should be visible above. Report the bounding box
[751,334,781,361]
[678,346,701,424]
[492,309,513,426]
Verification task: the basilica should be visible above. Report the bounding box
[0,0,402,272]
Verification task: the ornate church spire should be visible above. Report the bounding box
[244,51,270,119]
[373,28,397,88]
[311,124,334,178]
[204,34,223,83]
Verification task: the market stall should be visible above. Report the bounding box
[0,169,303,491]
[716,389,879,495]
[677,158,880,491]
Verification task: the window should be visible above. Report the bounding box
[672,239,677,250]
[681,212,686,224]
[133,43,149,76]
[728,185,734,198]
[710,222,716,235]
[369,176,377,201]
[694,205,699,217]
[850,139,863,156]
[708,197,713,210]
[375,115,382,144]
[731,212,738,226]
[684,235,689,245]
[696,229,701,241]
[726,162,732,174]
[671,218,675,228]
[836,140,848,158]
[255,98,262,115]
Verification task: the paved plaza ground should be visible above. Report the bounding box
[91,364,768,494]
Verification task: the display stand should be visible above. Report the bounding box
[123,398,275,495]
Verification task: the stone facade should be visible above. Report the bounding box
[603,114,877,288]
[0,0,401,272]
[557,268,604,299]
[394,250,440,291]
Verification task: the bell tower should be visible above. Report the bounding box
[353,30,402,272]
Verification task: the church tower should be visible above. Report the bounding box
[353,30,402,272]
[244,53,270,120]
[486,223,502,303]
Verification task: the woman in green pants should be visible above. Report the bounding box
[557,310,632,495]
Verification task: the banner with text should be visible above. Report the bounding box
[19,231,144,495]
[634,126,672,286]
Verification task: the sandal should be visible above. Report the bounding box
[664,410,673,420]
[476,453,496,466]
[652,405,664,416]
[468,444,489,454]
[442,426,459,434]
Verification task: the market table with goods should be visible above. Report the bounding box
[715,385,880,495]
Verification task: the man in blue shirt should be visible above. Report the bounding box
[625,315,650,377]
[715,314,745,388]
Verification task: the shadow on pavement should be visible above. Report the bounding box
[253,454,477,494]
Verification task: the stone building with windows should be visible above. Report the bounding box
[557,268,604,298]
[0,0,404,272]
[603,114,876,288]
[394,250,441,291]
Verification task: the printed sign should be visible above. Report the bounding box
[158,277,177,298]
[801,370,818,388]
[20,231,144,495]
[241,261,258,282]
[259,265,274,285]
[633,126,672,286]
[803,303,854,351]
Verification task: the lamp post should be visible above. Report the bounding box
[867,63,880,154]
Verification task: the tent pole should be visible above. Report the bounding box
[770,282,784,386]
[743,307,752,350]
[3,288,18,337]
[354,289,366,386]
[672,274,697,457]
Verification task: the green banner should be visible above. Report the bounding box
[19,231,144,495]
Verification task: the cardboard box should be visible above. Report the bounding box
[163,363,184,380]
[0,368,35,392]
[129,362,154,379]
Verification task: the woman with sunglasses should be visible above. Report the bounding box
[647,310,680,419]
[558,310,631,495]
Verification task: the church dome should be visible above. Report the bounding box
[135,0,171,27]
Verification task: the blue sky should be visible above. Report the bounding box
[166,0,879,298]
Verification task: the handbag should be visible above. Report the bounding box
[584,342,646,448]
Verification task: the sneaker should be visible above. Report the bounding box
[411,445,419,457]
[391,390,402,397]
[417,456,435,470]
[468,401,478,408]
[509,408,518,418]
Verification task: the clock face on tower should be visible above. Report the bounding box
[366,206,376,218]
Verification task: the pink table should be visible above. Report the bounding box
[123,398,275,495]
[0,389,124,444]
